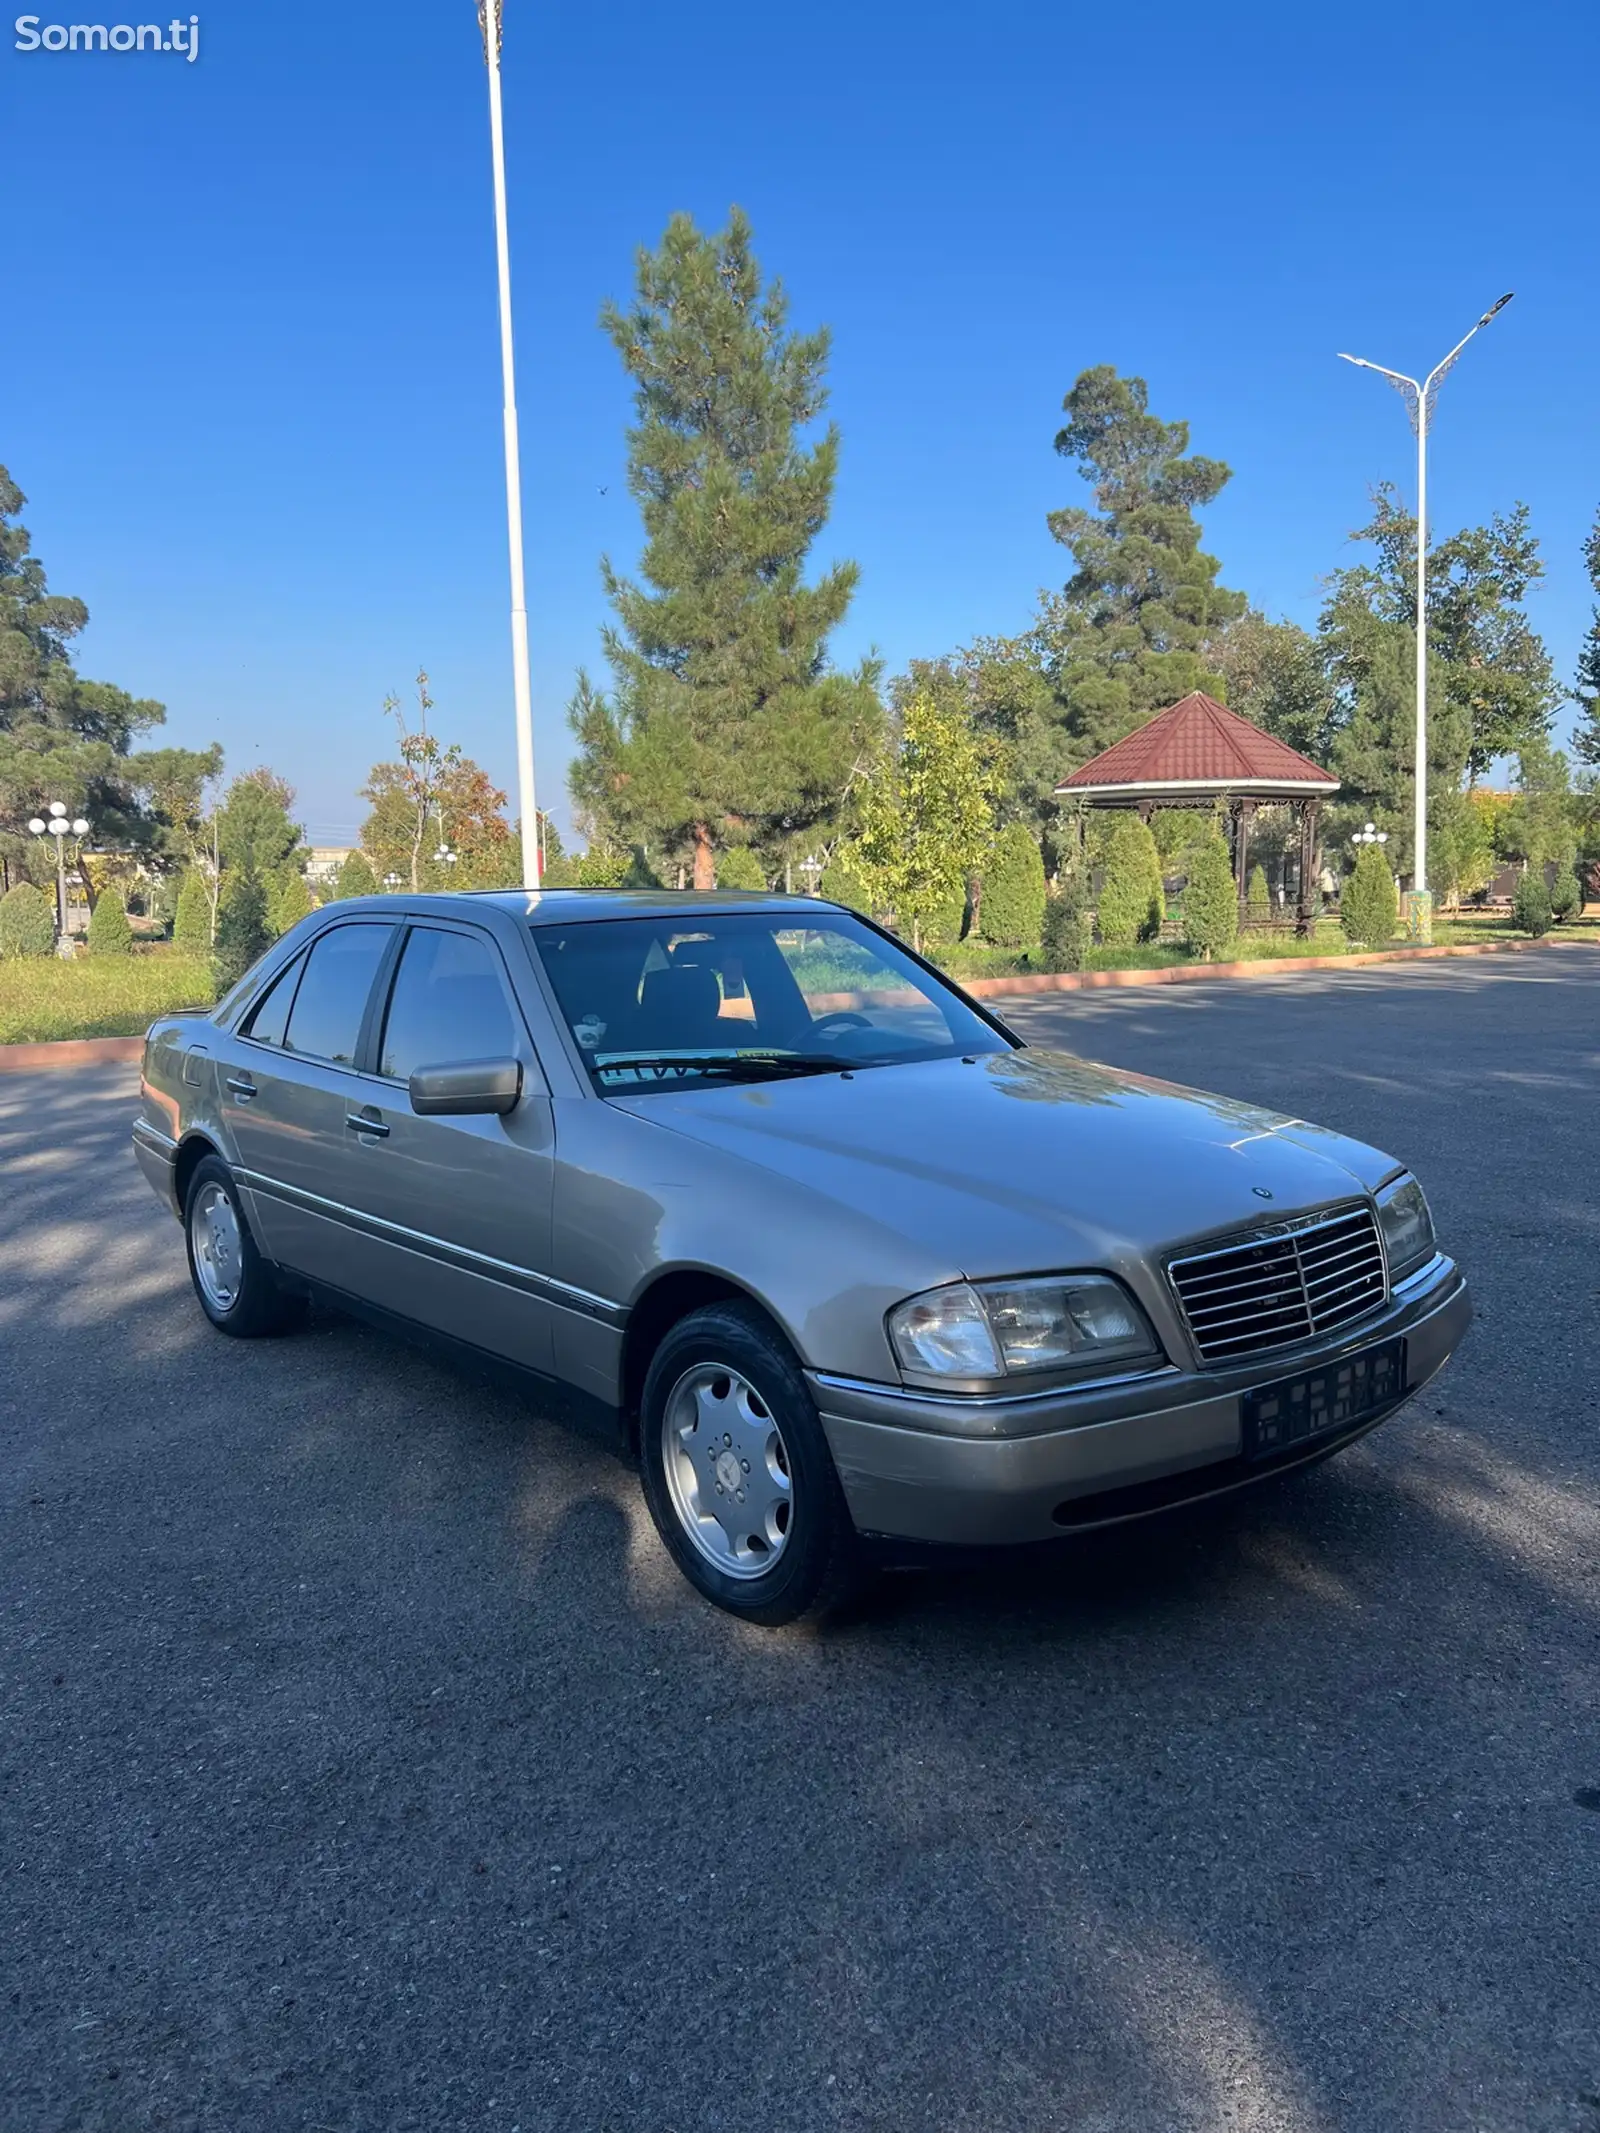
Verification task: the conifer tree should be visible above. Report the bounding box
[172,870,213,953]
[87,884,133,955]
[1096,817,1165,946]
[1041,368,1245,763]
[569,211,882,886]
[1572,507,1600,770]
[335,851,378,900]
[1182,834,1238,961]
[980,823,1047,947]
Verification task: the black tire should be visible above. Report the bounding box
[183,1154,304,1338]
[638,1300,860,1627]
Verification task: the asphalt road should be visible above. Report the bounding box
[3,950,1598,2133]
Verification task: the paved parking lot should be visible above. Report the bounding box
[3,949,1598,2133]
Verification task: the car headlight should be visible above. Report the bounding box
[887,1275,1162,1383]
[1376,1174,1436,1283]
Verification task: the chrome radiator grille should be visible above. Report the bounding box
[1169,1204,1388,1365]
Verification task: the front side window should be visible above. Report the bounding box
[379,927,518,1082]
[282,923,395,1067]
[533,911,1010,1091]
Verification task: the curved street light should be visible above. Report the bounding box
[1338,293,1513,939]
[27,802,90,939]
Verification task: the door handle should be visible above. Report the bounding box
[225,1075,257,1100]
[345,1110,390,1139]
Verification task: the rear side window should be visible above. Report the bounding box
[282,924,395,1067]
[379,927,518,1082]
[241,952,305,1048]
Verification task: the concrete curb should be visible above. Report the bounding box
[0,1035,145,1075]
[958,933,1589,1001]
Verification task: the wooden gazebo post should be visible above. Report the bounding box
[1233,799,1256,919]
[1295,799,1323,937]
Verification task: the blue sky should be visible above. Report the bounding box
[6,0,1596,844]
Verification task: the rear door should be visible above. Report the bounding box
[317,918,561,1373]
[221,918,399,1281]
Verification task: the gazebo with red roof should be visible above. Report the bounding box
[1055,691,1339,933]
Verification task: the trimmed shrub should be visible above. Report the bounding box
[1511,867,1552,938]
[1340,847,1398,947]
[981,824,1047,947]
[0,882,56,959]
[268,869,313,935]
[715,846,767,891]
[87,885,133,956]
[1182,833,1239,962]
[1549,860,1583,923]
[336,851,379,899]
[172,871,212,951]
[1039,879,1090,973]
[213,870,272,990]
[1096,817,1164,946]
[1246,863,1271,926]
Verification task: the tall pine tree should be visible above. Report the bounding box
[568,210,882,888]
[1040,367,1246,759]
[1572,506,1600,770]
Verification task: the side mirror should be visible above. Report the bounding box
[408,1057,522,1117]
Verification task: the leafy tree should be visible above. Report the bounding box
[357,673,464,891]
[846,690,993,952]
[1096,815,1164,946]
[1204,610,1338,762]
[1181,832,1238,960]
[173,870,213,951]
[335,851,378,899]
[1039,878,1089,973]
[716,846,768,891]
[574,846,660,889]
[0,881,55,957]
[218,766,301,879]
[1429,797,1496,912]
[1498,735,1574,867]
[1246,863,1271,925]
[87,883,133,955]
[268,870,313,935]
[1321,488,1558,873]
[1340,847,1398,947]
[213,869,272,990]
[1550,859,1582,923]
[1039,366,1245,765]
[1572,507,1600,770]
[819,850,873,914]
[568,210,883,886]
[981,822,1046,946]
[131,744,225,874]
[1511,867,1551,937]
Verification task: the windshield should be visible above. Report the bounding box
[531,910,1013,1091]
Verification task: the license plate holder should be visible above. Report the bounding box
[1242,1338,1406,1461]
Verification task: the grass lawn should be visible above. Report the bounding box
[0,952,216,1045]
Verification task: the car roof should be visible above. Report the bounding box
[328,888,847,928]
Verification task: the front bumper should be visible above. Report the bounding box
[811,1258,1471,1547]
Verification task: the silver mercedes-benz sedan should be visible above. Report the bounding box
[134,889,1470,1623]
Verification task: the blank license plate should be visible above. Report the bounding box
[1242,1339,1405,1461]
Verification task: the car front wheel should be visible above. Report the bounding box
[639,1301,859,1626]
[183,1154,303,1338]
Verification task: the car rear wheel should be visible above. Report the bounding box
[184,1154,303,1338]
[639,1301,859,1626]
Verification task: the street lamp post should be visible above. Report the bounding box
[478,0,540,889]
[382,872,403,893]
[1352,821,1389,852]
[1338,293,1513,943]
[27,802,90,942]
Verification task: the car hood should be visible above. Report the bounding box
[611,1048,1398,1281]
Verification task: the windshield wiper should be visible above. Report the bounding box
[593,1052,846,1084]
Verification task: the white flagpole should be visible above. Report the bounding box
[481,0,540,886]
